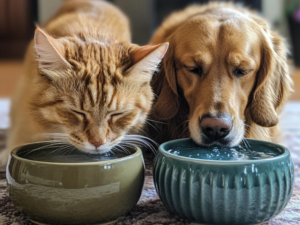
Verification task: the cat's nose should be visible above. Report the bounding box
[89,139,106,148]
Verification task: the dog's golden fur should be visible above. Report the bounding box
[149,3,293,145]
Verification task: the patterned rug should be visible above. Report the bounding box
[0,100,299,225]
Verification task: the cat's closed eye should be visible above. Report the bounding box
[71,110,86,119]
[109,111,127,122]
[111,112,124,118]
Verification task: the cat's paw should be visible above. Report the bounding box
[0,150,10,171]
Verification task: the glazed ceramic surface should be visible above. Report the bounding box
[7,143,145,225]
[153,138,294,224]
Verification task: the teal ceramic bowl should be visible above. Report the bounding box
[153,138,294,224]
[7,142,145,225]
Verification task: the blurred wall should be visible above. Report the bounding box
[38,0,64,25]
[114,0,154,44]
[37,0,291,45]
[262,0,290,42]
[0,0,293,58]
[0,0,37,58]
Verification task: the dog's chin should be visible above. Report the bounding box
[191,134,242,148]
[199,136,238,147]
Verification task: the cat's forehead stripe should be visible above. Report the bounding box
[104,84,114,107]
[59,34,150,114]
[87,88,95,107]
[87,74,100,107]
[108,87,117,109]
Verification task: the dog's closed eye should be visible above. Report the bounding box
[185,65,203,76]
[233,68,253,77]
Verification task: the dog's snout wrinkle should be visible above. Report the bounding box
[200,114,232,140]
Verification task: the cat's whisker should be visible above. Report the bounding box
[36,133,69,140]
[118,143,137,153]
[44,146,67,156]
[119,142,145,154]
[113,146,122,153]
[60,146,75,156]
[117,145,130,155]
[146,119,166,125]
[134,127,149,136]
[124,134,159,146]
[180,126,190,138]
[145,121,159,132]
[58,145,74,153]
[22,142,67,156]
[22,140,66,145]
[64,148,75,156]
[110,147,123,156]
[175,119,190,132]
[121,138,158,155]
[110,148,117,155]
[114,146,130,155]
[23,142,66,151]
[123,139,158,152]
[122,138,152,147]
[116,142,134,154]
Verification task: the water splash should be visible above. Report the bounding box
[167,144,279,161]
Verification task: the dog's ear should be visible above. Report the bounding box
[250,27,293,127]
[153,42,179,120]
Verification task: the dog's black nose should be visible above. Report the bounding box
[200,114,232,140]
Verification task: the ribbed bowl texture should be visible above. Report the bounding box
[153,138,294,224]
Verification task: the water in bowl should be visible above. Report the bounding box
[17,143,133,163]
[168,141,281,161]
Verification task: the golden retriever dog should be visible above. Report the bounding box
[149,3,293,146]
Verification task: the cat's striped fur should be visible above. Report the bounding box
[0,0,168,167]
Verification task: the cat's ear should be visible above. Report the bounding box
[127,43,169,81]
[34,26,70,71]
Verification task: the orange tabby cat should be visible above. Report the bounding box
[0,0,168,167]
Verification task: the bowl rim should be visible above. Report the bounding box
[158,138,290,165]
[10,143,142,166]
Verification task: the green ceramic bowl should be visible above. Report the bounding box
[153,138,294,224]
[7,143,145,225]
